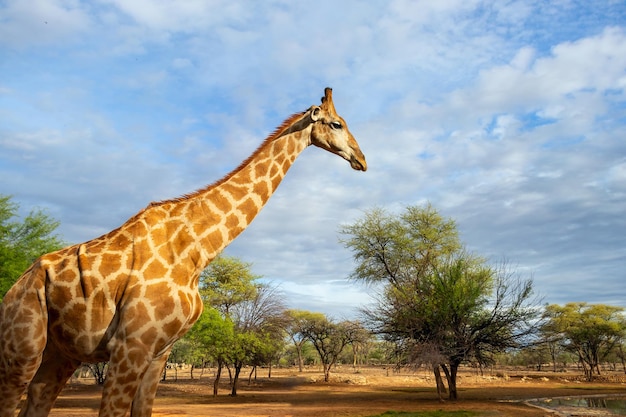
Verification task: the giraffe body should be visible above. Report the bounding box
[0,88,366,417]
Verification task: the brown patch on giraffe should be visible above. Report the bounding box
[231,171,252,186]
[89,240,107,254]
[132,238,152,266]
[131,219,149,238]
[150,224,167,245]
[254,161,268,179]
[239,197,258,224]
[221,182,248,202]
[186,201,205,222]
[143,259,168,279]
[139,326,159,347]
[117,358,130,375]
[210,192,231,214]
[111,232,132,249]
[177,290,192,317]
[162,318,183,336]
[99,252,122,277]
[172,227,195,255]
[126,303,150,335]
[56,268,78,283]
[43,251,62,262]
[171,263,195,288]
[144,207,168,226]
[63,303,88,336]
[269,163,280,179]
[89,289,109,328]
[49,285,73,307]
[204,230,224,250]
[127,347,148,368]
[164,219,184,238]
[253,181,270,203]
[281,158,291,175]
[225,213,239,230]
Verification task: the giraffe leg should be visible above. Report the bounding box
[0,353,43,417]
[130,347,172,417]
[16,345,80,417]
[0,267,48,417]
[98,341,160,417]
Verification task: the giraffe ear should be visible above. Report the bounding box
[310,106,321,121]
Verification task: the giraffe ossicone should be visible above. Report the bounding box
[0,88,366,417]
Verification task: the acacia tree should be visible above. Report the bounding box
[300,315,363,382]
[341,204,539,400]
[543,302,626,381]
[284,309,326,372]
[0,195,65,300]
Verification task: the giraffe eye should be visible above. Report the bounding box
[330,121,342,130]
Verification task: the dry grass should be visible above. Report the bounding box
[45,366,626,417]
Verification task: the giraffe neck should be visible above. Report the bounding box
[146,112,312,273]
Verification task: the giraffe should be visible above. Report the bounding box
[0,88,366,417]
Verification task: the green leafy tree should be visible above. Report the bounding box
[543,302,626,381]
[300,315,362,382]
[185,306,235,395]
[196,255,286,396]
[284,309,326,372]
[341,204,539,400]
[200,255,259,315]
[0,195,65,300]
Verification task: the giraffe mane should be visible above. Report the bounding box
[150,110,308,207]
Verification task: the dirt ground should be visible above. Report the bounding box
[46,367,626,417]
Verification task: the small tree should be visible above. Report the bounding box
[543,303,626,381]
[301,316,362,382]
[185,306,235,395]
[284,309,326,372]
[0,195,65,300]
[84,362,107,385]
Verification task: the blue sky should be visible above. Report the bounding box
[1,0,625,318]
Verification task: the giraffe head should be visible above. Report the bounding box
[309,88,367,171]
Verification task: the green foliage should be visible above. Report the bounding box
[185,306,235,364]
[340,204,461,286]
[299,315,364,381]
[342,204,539,400]
[199,255,259,315]
[284,309,327,371]
[542,302,626,381]
[0,195,65,300]
[186,255,287,394]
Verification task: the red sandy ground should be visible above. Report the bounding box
[45,367,626,417]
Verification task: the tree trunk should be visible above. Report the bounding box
[296,342,304,372]
[213,361,222,397]
[231,364,242,396]
[247,366,256,384]
[323,362,331,382]
[441,363,458,401]
[433,365,447,402]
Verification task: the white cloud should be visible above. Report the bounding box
[0,0,91,47]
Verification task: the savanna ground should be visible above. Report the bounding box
[46,366,626,417]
